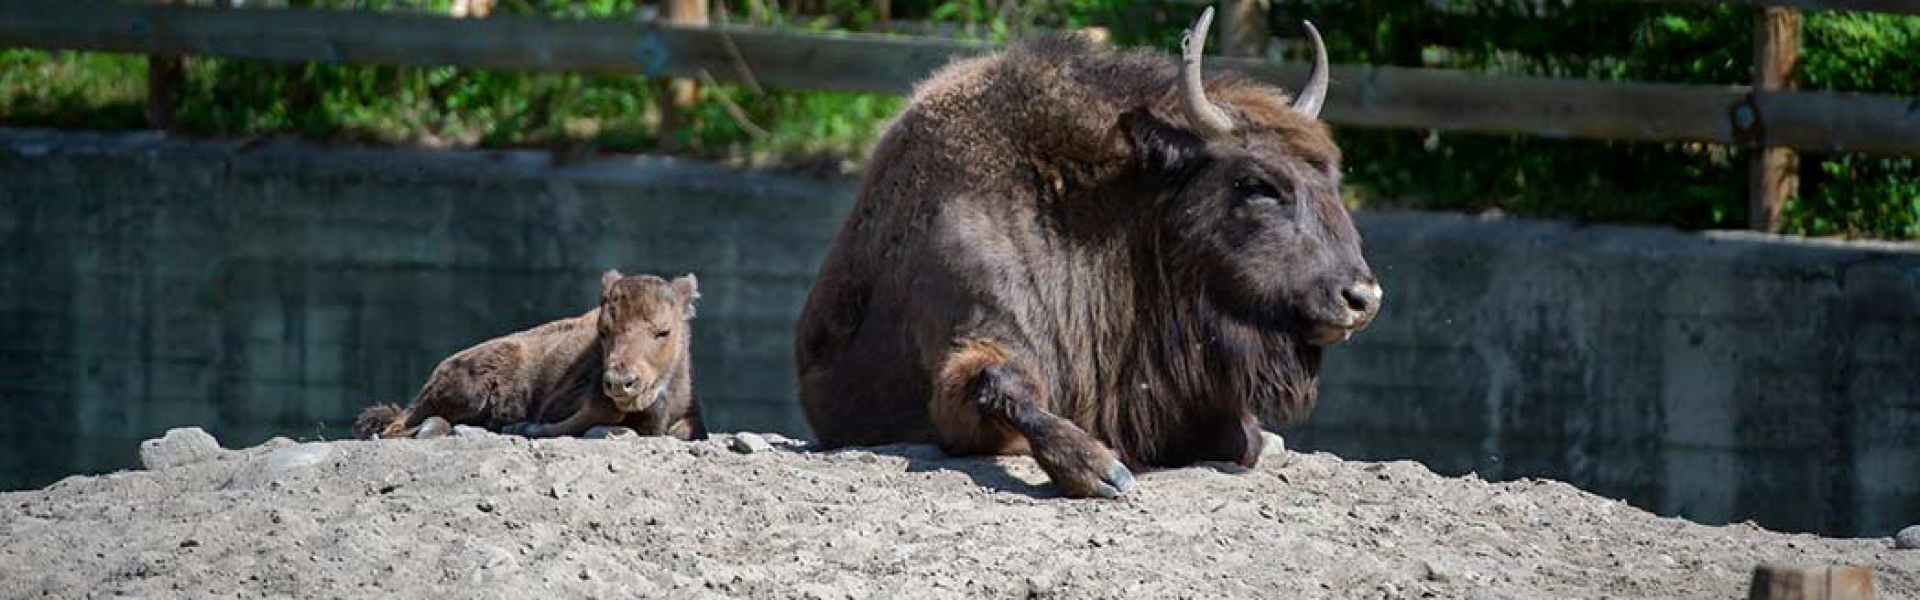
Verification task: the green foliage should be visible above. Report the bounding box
[0,50,146,130]
[1277,1,1918,237]
[0,1,1914,237]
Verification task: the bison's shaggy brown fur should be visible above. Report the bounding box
[354,271,704,440]
[795,25,1378,497]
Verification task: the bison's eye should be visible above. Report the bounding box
[652,329,670,339]
[1235,177,1285,208]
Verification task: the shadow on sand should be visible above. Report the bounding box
[832,444,1261,498]
[835,443,1060,499]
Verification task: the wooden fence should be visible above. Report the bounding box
[2,0,1917,230]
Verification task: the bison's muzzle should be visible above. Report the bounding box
[604,368,667,413]
[1308,279,1383,346]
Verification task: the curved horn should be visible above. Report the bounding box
[1180,6,1236,141]
[1291,20,1329,119]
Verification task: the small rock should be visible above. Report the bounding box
[476,499,496,513]
[687,443,717,457]
[266,443,332,474]
[1896,525,1920,550]
[139,428,225,470]
[1377,582,1403,600]
[1261,431,1287,457]
[413,417,452,439]
[760,433,809,449]
[452,425,490,437]
[730,433,775,454]
[1422,560,1455,583]
[582,426,637,440]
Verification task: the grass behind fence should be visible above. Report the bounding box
[1,0,1914,238]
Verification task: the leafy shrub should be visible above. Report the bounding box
[1,0,1913,237]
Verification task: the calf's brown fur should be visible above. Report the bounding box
[794,11,1379,498]
[354,271,705,440]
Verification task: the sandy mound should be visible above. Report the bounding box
[3,430,1913,599]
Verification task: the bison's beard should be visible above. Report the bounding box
[1200,300,1323,428]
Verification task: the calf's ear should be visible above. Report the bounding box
[673,274,700,319]
[601,269,624,293]
[1121,108,1207,177]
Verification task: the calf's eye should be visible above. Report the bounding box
[652,329,670,339]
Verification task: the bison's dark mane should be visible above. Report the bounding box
[881,35,1331,466]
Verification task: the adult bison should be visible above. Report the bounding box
[794,8,1380,498]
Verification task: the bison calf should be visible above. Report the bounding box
[354,271,705,440]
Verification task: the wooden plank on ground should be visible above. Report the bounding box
[1748,565,1877,600]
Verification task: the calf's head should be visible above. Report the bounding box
[596,270,699,412]
[1127,8,1379,345]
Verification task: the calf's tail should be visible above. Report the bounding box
[352,403,410,439]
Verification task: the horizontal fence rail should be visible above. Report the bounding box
[1638,0,1920,14]
[1,0,1917,156]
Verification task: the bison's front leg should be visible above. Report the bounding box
[935,347,1134,498]
[501,396,621,438]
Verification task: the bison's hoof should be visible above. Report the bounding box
[1058,459,1134,499]
[1035,439,1135,499]
[1106,461,1136,493]
[1072,460,1135,499]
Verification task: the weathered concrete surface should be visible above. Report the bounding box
[0,129,848,492]
[1296,213,1920,537]
[2,128,1916,536]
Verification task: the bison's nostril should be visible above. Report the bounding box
[604,371,639,393]
[1341,281,1382,316]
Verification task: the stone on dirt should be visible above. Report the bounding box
[413,417,452,439]
[268,443,332,473]
[582,426,638,440]
[137,427,225,470]
[1897,525,1920,550]
[12,432,1916,598]
[1261,431,1287,458]
[730,433,775,454]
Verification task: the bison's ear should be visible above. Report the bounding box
[1121,108,1207,176]
[673,274,700,320]
[600,269,624,294]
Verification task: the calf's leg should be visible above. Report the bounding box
[501,396,621,438]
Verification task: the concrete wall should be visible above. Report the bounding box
[0,129,848,491]
[3,129,1915,536]
[1296,214,1920,537]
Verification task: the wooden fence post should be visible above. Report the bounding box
[1219,0,1270,58]
[1748,565,1876,600]
[145,0,183,130]
[658,0,710,152]
[1750,5,1800,232]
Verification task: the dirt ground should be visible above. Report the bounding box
[2,430,1913,599]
